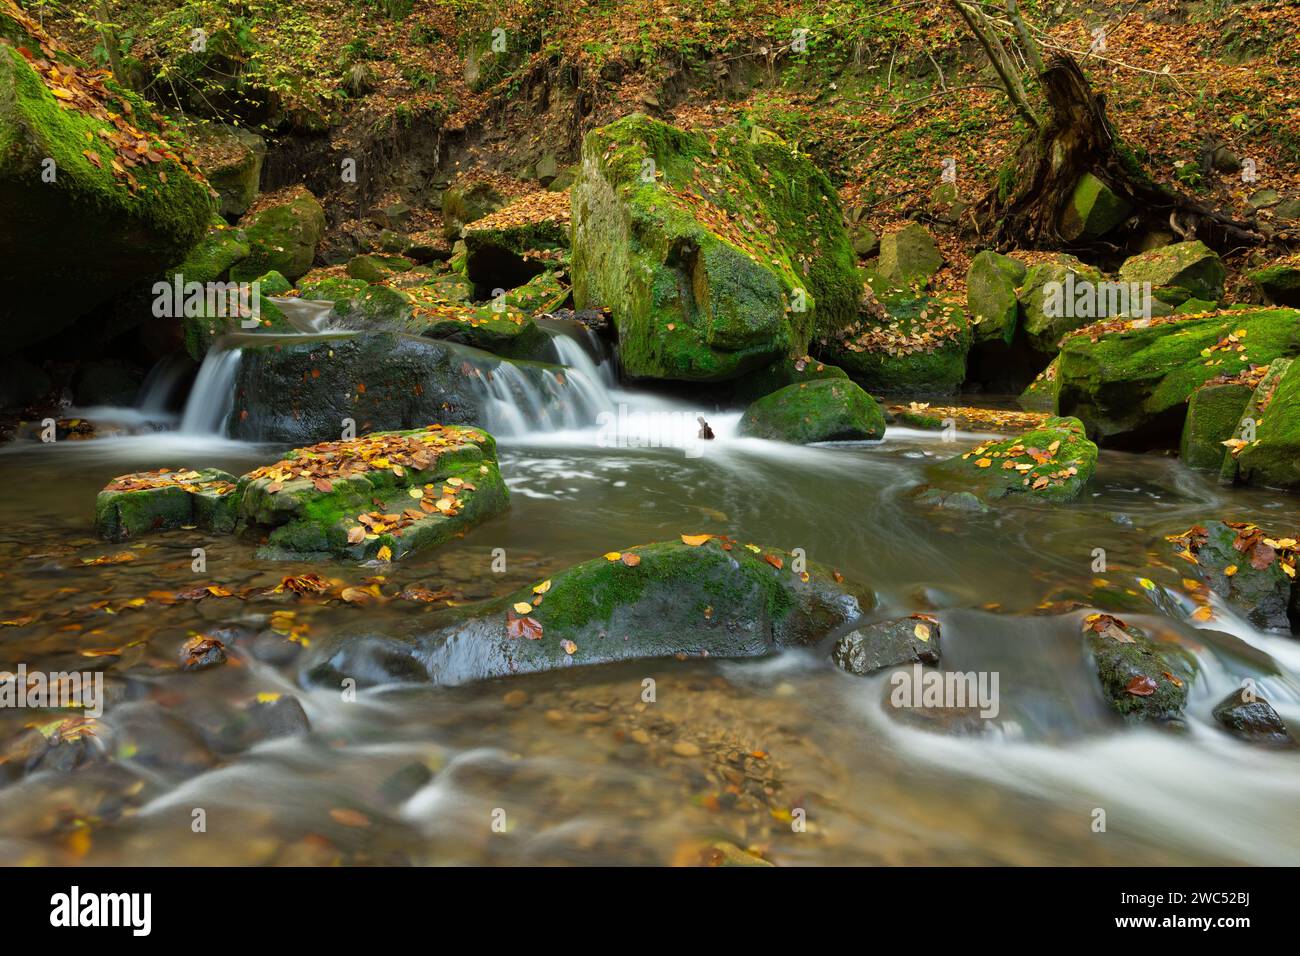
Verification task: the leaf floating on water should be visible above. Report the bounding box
[1125,675,1157,697]
[329,808,370,828]
[681,534,712,547]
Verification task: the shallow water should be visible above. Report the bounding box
[1,389,1298,866]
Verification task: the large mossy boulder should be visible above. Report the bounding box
[818,294,971,395]
[571,114,858,382]
[730,354,848,403]
[442,178,506,240]
[967,250,1026,347]
[1219,358,1290,485]
[229,187,326,282]
[1167,521,1297,632]
[737,379,885,444]
[1018,254,1108,356]
[875,223,943,288]
[1180,380,1253,471]
[925,415,1097,503]
[96,468,240,541]
[409,298,551,360]
[1118,240,1226,304]
[1059,172,1131,241]
[1083,613,1196,723]
[1056,308,1300,446]
[1018,357,1059,411]
[228,331,565,444]
[168,223,250,286]
[462,189,570,293]
[0,15,212,353]
[239,425,508,561]
[305,536,873,687]
[1229,357,1300,490]
[188,121,264,219]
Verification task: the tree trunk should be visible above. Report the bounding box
[975,54,1264,253]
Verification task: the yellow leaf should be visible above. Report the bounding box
[975,458,992,468]
[1224,565,1238,577]
[913,622,930,642]
[376,545,392,562]
[680,534,712,546]
[408,487,425,499]
[533,579,552,594]
[512,602,533,614]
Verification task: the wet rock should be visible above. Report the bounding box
[1180,380,1253,471]
[1056,308,1300,446]
[503,270,568,314]
[180,634,227,671]
[95,468,240,541]
[737,379,885,444]
[72,360,142,407]
[306,537,873,687]
[729,354,848,403]
[967,250,1026,348]
[413,301,551,360]
[1018,358,1058,411]
[1167,521,1297,632]
[1059,172,1131,241]
[572,114,858,382]
[702,842,773,866]
[1118,240,1226,304]
[230,187,326,283]
[925,416,1097,503]
[0,8,211,353]
[462,190,570,294]
[238,424,508,561]
[1211,689,1295,747]
[876,223,942,287]
[832,616,940,675]
[911,487,990,513]
[1083,613,1197,722]
[346,254,415,283]
[379,761,434,804]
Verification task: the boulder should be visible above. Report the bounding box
[441,178,505,240]
[229,187,326,282]
[1179,380,1253,471]
[737,379,885,444]
[1118,240,1226,303]
[1167,521,1297,632]
[875,223,942,288]
[1212,689,1296,747]
[1018,357,1058,411]
[571,114,858,382]
[0,13,212,353]
[303,536,873,686]
[1059,172,1131,241]
[818,293,971,394]
[1248,261,1300,307]
[1083,613,1196,723]
[1219,358,1290,484]
[461,189,570,293]
[168,223,250,285]
[925,415,1097,503]
[409,299,551,360]
[730,355,848,403]
[238,425,508,561]
[1018,254,1108,355]
[96,468,240,541]
[832,616,940,676]
[504,270,568,314]
[190,122,264,219]
[967,250,1026,347]
[346,254,415,283]
[1227,357,1300,490]
[1056,308,1300,446]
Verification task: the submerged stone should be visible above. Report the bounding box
[96,468,240,541]
[832,616,941,675]
[1211,689,1296,747]
[305,536,872,686]
[1083,613,1196,722]
[737,379,885,444]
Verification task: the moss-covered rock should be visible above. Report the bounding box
[1167,520,1297,632]
[1083,613,1196,723]
[503,270,568,314]
[179,289,293,361]
[1059,172,1131,241]
[1018,255,1108,356]
[1180,380,1253,471]
[818,294,971,395]
[96,468,240,541]
[1118,240,1226,303]
[229,188,326,282]
[0,22,212,352]
[239,425,508,561]
[1212,689,1296,747]
[346,254,415,283]
[1056,309,1300,446]
[737,379,885,444]
[305,536,873,686]
[167,223,250,285]
[1249,261,1300,307]
[411,300,551,360]
[1219,358,1291,485]
[1018,357,1059,411]
[442,178,505,239]
[189,122,264,219]
[925,416,1097,503]
[1230,357,1300,490]
[967,250,1025,347]
[832,616,940,676]
[729,354,848,403]
[875,223,942,288]
[462,190,570,293]
[572,114,858,382]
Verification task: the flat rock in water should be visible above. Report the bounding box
[832,616,940,675]
[1211,689,1296,747]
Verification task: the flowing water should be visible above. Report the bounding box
[1,327,1298,866]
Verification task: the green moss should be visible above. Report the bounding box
[737,378,885,443]
[1232,357,1300,489]
[1180,381,1252,471]
[926,416,1097,503]
[229,191,326,282]
[1086,621,1196,722]
[967,250,1026,347]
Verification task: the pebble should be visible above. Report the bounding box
[672,741,702,757]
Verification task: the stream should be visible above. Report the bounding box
[1,317,1298,866]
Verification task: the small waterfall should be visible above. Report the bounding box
[476,327,617,436]
[272,296,339,333]
[179,347,243,435]
[135,352,194,415]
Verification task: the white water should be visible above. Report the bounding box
[179,347,243,435]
